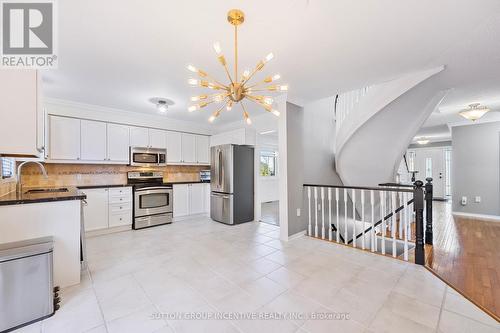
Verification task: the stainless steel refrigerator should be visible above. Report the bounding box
[210,144,254,225]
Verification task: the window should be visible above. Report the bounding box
[260,150,278,177]
[425,157,432,178]
[407,151,416,171]
[445,149,452,197]
[1,157,15,179]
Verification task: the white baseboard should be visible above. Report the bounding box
[452,211,500,222]
[285,230,306,241]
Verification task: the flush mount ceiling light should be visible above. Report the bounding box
[459,103,490,121]
[186,9,288,125]
[416,137,430,145]
[150,97,174,113]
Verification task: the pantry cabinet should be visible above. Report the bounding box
[0,69,44,157]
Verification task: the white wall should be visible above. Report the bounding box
[45,98,212,135]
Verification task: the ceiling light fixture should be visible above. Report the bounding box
[187,9,288,124]
[459,103,490,121]
[150,97,174,114]
[416,138,430,145]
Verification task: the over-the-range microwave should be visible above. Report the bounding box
[129,147,167,167]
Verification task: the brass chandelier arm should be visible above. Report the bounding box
[204,73,229,89]
[245,94,272,111]
[235,25,238,82]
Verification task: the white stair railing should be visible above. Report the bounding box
[303,183,424,263]
[335,86,372,134]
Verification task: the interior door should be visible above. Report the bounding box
[414,148,445,198]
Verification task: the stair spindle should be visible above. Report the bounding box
[328,188,332,241]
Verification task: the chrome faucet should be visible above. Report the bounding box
[17,161,48,194]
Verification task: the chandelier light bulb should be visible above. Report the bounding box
[188,105,198,112]
[271,109,280,117]
[264,53,274,63]
[226,101,233,111]
[246,117,252,125]
[263,97,273,105]
[272,74,281,81]
[188,78,199,86]
[208,115,216,122]
[279,85,288,91]
[213,42,222,55]
[243,69,250,79]
[213,94,224,102]
[187,64,197,73]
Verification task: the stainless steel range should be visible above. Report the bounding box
[128,171,173,229]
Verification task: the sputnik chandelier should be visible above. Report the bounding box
[187,9,288,124]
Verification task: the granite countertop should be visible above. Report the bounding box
[0,186,87,206]
[164,181,210,185]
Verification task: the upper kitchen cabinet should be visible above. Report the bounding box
[148,129,166,149]
[166,131,182,163]
[48,116,81,160]
[107,123,130,162]
[81,120,107,161]
[181,133,196,163]
[129,126,149,147]
[195,135,210,164]
[0,70,44,157]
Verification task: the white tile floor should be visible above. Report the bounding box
[15,216,500,333]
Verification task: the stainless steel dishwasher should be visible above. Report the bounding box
[0,236,58,332]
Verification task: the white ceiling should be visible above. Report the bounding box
[43,0,500,127]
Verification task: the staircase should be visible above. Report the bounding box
[335,66,447,187]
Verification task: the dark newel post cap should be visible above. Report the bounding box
[425,177,433,183]
[414,180,424,187]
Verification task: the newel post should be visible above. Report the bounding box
[413,180,425,265]
[425,178,433,245]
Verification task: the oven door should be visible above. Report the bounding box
[134,187,172,217]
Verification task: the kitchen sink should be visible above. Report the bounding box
[25,188,69,194]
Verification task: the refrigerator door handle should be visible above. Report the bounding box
[218,149,223,187]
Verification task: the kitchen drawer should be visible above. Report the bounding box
[109,202,132,214]
[108,212,131,228]
[109,187,132,197]
[108,194,132,204]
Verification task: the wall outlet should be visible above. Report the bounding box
[475,196,481,203]
[461,196,467,206]
[296,208,301,217]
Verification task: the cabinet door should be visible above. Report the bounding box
[83,188,109,231]
[0,70,39,156]
[204,183,211,213]
[166,131,182,163]
[173,184,189,217]
[107,124,130,162]
[149,129,166,149]
[189,183,205,215]
[195,135,210,164]
[81,120,107,161]
[130,127,149,147]
[181,133,196,163]
[49,116,81,160]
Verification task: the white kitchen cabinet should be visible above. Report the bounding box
[204,183,211,213]
[107,123,130,162]
[130,126,149,147]
[173,184,190,217]
[48,116,81,160]
[166,131,182,163]
[196,135,210,164]
[149,129,167,149]
[81,120,107,161]
[210,128,256,147]
[189,184,205,215]
[83,186,132,233]
[181,133,196,163]
[0,70,43,157]
[83,188,109,231]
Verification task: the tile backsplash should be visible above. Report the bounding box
[0,180,15,197]
[17,163,210,188]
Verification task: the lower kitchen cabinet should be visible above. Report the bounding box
[173,183,210,218]
[83,186,132,233]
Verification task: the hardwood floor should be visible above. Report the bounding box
[425,201,500,321]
